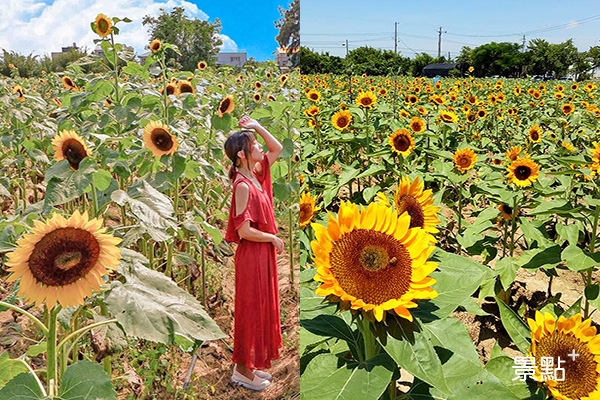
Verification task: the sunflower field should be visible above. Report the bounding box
[299,72,600,400]
[0,14,300,399]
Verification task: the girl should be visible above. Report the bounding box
[224,116,284,391]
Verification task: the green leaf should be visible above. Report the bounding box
[379,316,452,395]
[556,222,581,247]
[280,138,295,158]
[496,297,530,354]
[199,221,223,246]
[301,315,362,360]
[520,220,551,249]
[25,343,46,358]
[59,360,116,399]
[562,245,596,272]
[0,353,29,388]
[563,297,583,318]
[300,287,336,320]
[517,245,562,270]
[0,372,44,399]
[495,257,518,289]
[211,113,233,133]
[105,252,226,344]
[122,61,149,80]
[530,199,576,216]
[92,169,113,192]
[44,158,97,207]
[362,185,380,203]
[300,353,395,400]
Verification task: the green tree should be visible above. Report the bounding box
[300,47,345,74]
[471,42,523,77]
[410,53,435,76]
[275,0,300,67]
[142,7,222,71]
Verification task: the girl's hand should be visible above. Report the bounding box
[238,116,260,131]
[271,235,284,253]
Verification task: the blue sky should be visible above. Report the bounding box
[301,0,600,58]
[0,0,287,61]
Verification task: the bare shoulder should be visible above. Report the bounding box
[234,181,250,216]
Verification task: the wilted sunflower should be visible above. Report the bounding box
[439,110,459,124]
[453,148,477,173]
[388,176,440,235]
[197,61,207,70]
[506,146,522,162]
[562,103,575,115]
[355,91,377,108]
[331,110,352,131]
[94,13,112,38]
[150,39,162,53]
[388,129,415,157]
[311,200,437,322]
[143,121,179,157]
[528,125,543,143]
[306,89,321,102]
[253,92,261,102]
[528,312,600,400]
[5,210,121,309]
[300,192,320,228]
[217,95,235,117]
[177,80,195,95]
[61,76,78,91]
[408,117,426,133]
[507,156,540,187]
[52,130,92,170]
[498,203,518,220]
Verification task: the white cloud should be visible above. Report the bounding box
[565,21,579,29]
[217,34,238,51]
[0,0,237,57]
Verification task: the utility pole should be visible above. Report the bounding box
[343,39,349,57]
[394,22,398,54]
[448,51,451,61]
[438,26,446,59]
[522,35,526,52]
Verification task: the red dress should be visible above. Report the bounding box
[225,154,282,370]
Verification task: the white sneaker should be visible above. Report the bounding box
[232,367,270,391]
[253,370,272,380]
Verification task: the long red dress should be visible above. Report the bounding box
[225,154,282,370]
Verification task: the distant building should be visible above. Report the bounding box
[51,43,79,59]
[217,51,247,67]
[275,47,299,72]
[138,51,151,65]
[422,62,467,78]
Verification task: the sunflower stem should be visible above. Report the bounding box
[17,359,47,397]
[288,204,295,284]
[46,305,60,397]
[510,196,518,257]
[90,180,99,218]
[165,239,174,278]
[60,319,118,355]
[359,316,379,361]
[457,185,462,255]
[0,301,48,335]
[110,33,120,104]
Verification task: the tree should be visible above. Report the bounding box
[143,7,222,71]
[471,42,523,77]
[411,53,435,76]
[275,0,300,67]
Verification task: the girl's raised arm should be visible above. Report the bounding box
[238,116,283,166]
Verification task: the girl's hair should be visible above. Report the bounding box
[224,130,257,180]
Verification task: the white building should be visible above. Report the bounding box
[275,47,299,72]
[217,52,247,67]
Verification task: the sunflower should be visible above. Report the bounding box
[177,80,195,95]
[408,117,426,133]
[61,76,78,91]
[104,98,113,107]
[143,121,179,157]
[331,110,352,131]
[506,146,522,162]
[306,89,321,102]
[453,148,477,173]
[507,156,540,187]
[197,61,207,70]
[562,103,575,115]
[52,130,92,170]
[267,94,276,102]
[265,71,272,79]
[217,95,235,117]
[355,91,377,108]
[388,129,415,157]
[279,74,289,86]
[5,210,121,309]
[304,105,320,117]
[439,110,459,124]
[528,125,543,143]
[94,13,112,38]
[417,106,428,115]
[498,204,518,220]
[310,200,438,322]
[253,92,261,102]
[528,312,600,400]
[477,108,487,118]
[590,142,600,174]
[391,176,440,235]
[161,83,178,97]
[254,81,262,90]
[300,192,320,228]
[12,85,25,101]
[150,39,162,53]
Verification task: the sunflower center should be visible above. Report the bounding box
[393,134,410,152]
[151,129,174,151]
[98,19,109,32]
[361,98,372,106]
[502,205,512,214]
[180,84,193,93]
[410,122,421,131]
[536,331,598,399]
[531,131,539,141]
[458,156,471,168]
[29,227,100,287]
[300,204,312,224]
[515,165,531,180]
[62,139,87,169]
[397,195,425,229]
[220,99,231,113]
[337,116,348,128]
[329,229,412,305]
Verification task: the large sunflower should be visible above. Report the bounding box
[453,148,477,173]
[388,129,415,157]
[217,95,235,117]
[590,142,600,174]
[355,91,377,109]
[391,176,440,235]
[311,200,438,322]
[52,130,92,170]
[5,210,121,309]
[507,156,540,187]
[300,191,320,228]
[143,121,179,157]
[528,312,600,400]
[94,14,112,38]
[331,110,352,131]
